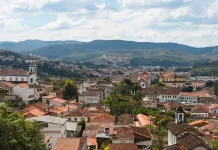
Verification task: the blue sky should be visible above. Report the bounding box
[0,0,218,47]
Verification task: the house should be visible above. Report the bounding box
[136,114,153,127]
[117,113,134,125]
[191,104,209,117]
[42,96,66,107]
[181,92,199,104]
[207,104,218,114]
[191,81,206,89]
[23,109,46,118]
[166,133,211,150]
[159,69,186,87]
[111,127,134,144]
[109,143,139,150]
[0,64,38,85]
[90,113,115,124]
[78,91,101,104]
[142,87,181,103]
[166,106,210,150]
[188,120,215,131]
[138,71,152,89]
[82,123,114,138]
[63,110,89,122]
[11,83,35,104]
[27,115,67,149]
[54,138,87,150]
[131,126,152,150]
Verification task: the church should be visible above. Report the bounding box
[0,63,38,85]
[166,106,210,150]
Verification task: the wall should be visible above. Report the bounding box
[191,113,209,117]
[42,122,66,150]
[12,85,34,103]
[181,96,198,104]
[168,130,176,146]
[5,76,28,82]
[79,95,100,104]
[65,116,88,122]
[159,94,180,103]
[28,73,37,85]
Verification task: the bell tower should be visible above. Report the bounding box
[175,106,185,124]
[29,63,37,74]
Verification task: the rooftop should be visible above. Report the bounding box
[54,138,82,150]
[27,115,67,125]
[109,144,138,150]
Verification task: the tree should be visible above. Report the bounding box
[214,81,218,95]
[78,119,86,136]
[182,86,193,92]
[209,140,218,150]
[63,80,79,100]
[206,80,214,87]
[0,105,48,150]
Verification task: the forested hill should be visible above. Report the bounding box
[0,40,81,52]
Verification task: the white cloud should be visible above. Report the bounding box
[0,0,218,47]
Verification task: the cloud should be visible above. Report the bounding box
[0,0,218,47]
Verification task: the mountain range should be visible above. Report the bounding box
[0,39,218,66]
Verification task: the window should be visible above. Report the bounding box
[74,118,77,121]
[30,78,33,83]
[68,118,71,121]
[179,114,183,121]
[21,78,24,81]
[16,77,18,81]
[10,77,12,81]
[42,122,48,128]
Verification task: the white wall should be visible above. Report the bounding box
[12,85,34,103]
[65,116,88,122]
[168,130,176,146]
[42,122,66,150]
[79,96,100,104]
[28,73,37,85]
[191,113,209,117]
[159,94,180,103]
[181,96,198,104]
[5,76,28,82]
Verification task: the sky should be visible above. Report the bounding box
[1,0,218,47]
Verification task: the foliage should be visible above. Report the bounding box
[78,119,86,136]
[63,80,78,100]
[209,139,218,150]
[214,81,218,95]
[182,86,193,92]
[0,105,48,150]
[103,92,161,116]
[206,80,214,87]
[146,125,167,150]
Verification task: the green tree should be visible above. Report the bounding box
[209,140,218,150]
[182,86,193,92]
[214,81,218,95]
[63,80,78,100]
[0,105,48,150]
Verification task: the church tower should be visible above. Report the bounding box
[175,106,185,124]
[29,63,37,74]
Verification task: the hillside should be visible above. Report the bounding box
[0,40,81,52]
[1,39,217,66]
[192,61,218,76]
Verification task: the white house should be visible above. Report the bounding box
[27,115,67,150]
[42,96,66,107]
[0,64,38,85]
[142,87,181,103]
[191,104,209,117]
[12,83,35,104]
[181,92,199,104]
[79,91,101,104]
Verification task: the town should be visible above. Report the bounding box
[1,55,218,150]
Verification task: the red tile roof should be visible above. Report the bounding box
[191,104,209,114]
[18,83,29,88]
[109,144,138,150]
[54,138,82,150]
[90,113,115,123]
[51,97,66,103]
[137,114,153,126]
